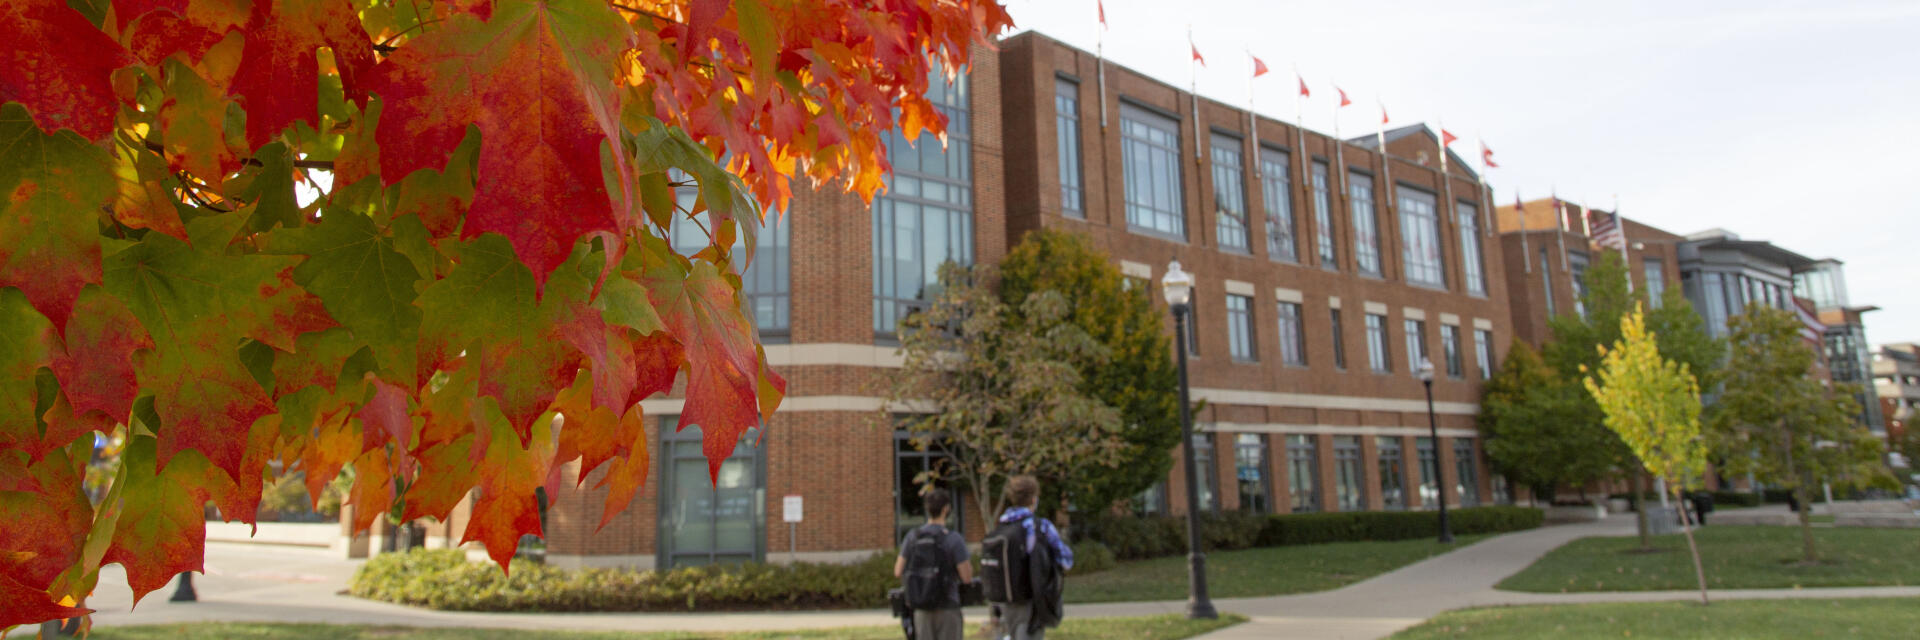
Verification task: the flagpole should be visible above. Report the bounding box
[1189,24,1202,164]
[1097,0,1107,130]
[1476,135,1493,238]
[1613,194,1633,293]
[1516,193,1531,274]
[1437,120,1456,253]
[1331,81,1345,199]
[1248,51,1258,174]
[1295,67,1310,265]
[1376,101,1393,252]
[1552,190,1571,274]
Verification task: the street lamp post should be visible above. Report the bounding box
[1417,360,1454,544]
[1161,260,1217,620]
[168,571,197,602]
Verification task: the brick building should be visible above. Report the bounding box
[353,32,1525,566]
[1491,198,1685,350]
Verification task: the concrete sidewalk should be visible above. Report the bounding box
[86,517,1920,638]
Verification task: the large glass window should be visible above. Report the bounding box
[1333,436,1365,512]
[1458,203,1486,296]
[1286,435,1319,513]
[1132,482,1168,516]
[1055,79,1083,217]
[1569,251,1590,319]
[1277,301,1305,366]
[1398,188,1445,287]
[1329,308,1347,370]
[1121,104,1185,239]
[1227,294,1256,362]
[659,417,763,568]
[1417,436,1440,509]
[1404,318,1429,374]
[1312,162,1335,268]
[1442,324,1463,379]
[1475,328,1495,381]
[1700,272,1728,335]
[668,177,791,340]
[1454,439,1480,507]
[874,72,972,340]
[1645,259,1666,306]
[1377,436,1406,510]
[1193,433,1218,514]
[1211,134,1249,252]
[1349,172,1381,276]
[894,430,964,543]
[1260,149,1296,262]
[1366,313,1391,373]
[1234,434,1270,514]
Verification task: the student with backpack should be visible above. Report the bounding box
[894,488,972,640]
[981,475,1073,640]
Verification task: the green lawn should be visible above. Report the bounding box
[1067,535,1486,603]
[89,615,1245,640]
[1498,526,1920,593]
[1390,598,1920,639]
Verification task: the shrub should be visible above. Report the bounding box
[1066,540,1117,576]
[350,549,899,612]
[1709,490,1761,508]
[1762,488,1794,504]
[1264,506,1544,546]
[1072,513,1185,560]
[1199,511,1264,551]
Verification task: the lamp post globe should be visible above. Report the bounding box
[1162,258,1214,619]
[1416,359,1453,543]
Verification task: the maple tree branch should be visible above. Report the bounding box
[174,172,233,213]
[610,3,680,24]
[139,139,336,170]
[374,17,446,51]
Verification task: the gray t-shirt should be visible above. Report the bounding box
[899,523,970,608]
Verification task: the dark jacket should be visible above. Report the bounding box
[1024,528,1065,632]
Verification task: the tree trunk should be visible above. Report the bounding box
[1797,482,1818,564]
[1672,485,1710,606]
[1631,471,1652,550]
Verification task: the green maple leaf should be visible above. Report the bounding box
[264,210,423,384]
[0,103,115,333]
[101,437,225,603]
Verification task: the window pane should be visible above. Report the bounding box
[1367,313,1391,373]
[1454,439,1480,507]
[661,419,762,568]
[1404,319,1428,373]
[1121,105,1185,239]
[1193,434,1217,513]
[1235,434,1269,514]
[874,71,973,340]
[1212,134,1248,251]
[667,174,791,339]
[1458,203,1486,295]
[1645,259,1666,306]
[1227,294,1255,362]
[1312,162,1335,267]
[1287,435,1319,512]
[1417,437,1439,509]
[1260,149,1296,262]
[1329,308,1347,370]
[1277,301,1305,366]
[1334,436,1365,511]
[1349,173,1380,275]
[1475,329,1495,380]
[1376,436,1405,510]
[1569,252,1590,318]
[1398,188,1444,287]
[1055,80,1083,216]
[1443,325,1463,378]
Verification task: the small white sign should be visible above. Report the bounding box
[783,495,803,523]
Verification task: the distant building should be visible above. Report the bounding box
[1874,343,1920,433]
[1792,259,1883,435]
[1491,198,1684,350]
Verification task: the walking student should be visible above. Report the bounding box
[895,488,972,640]
[982,475,1074,640]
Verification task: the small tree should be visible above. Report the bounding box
[1584,306,1710,605]
[1707,307,1883,564]
[887,262,1130,527]
[999,230,1181,512]
[1480,340,1616,503]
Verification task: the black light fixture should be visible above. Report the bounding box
[1417,359,1454,544]
[1160,260,1217,620]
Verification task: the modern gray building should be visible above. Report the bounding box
[1793,259,1884,435]
[1676,229,1811,337]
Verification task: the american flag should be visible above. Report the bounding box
[1588,210,1626,250]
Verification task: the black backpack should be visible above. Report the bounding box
[980,517,1033,603]
[902,524,956,610]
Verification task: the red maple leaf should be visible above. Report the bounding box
[227,0,377,148]
[647,260,773,480]
[461,408,557,570]
[50,287,152,424]
[101,440,226,603]
[0,0,133,139]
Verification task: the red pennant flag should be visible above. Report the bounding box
[1252,55,1269,78]
[1098,0,1106,28]
[1192,43,1206,66]
[1515,194,1525,212]
[1336,87,1351,107]
[1441,129,1459,147]
[1380,104,1390,125]
[1481,143,1498,168]
[1297,74,1311,97]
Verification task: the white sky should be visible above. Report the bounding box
[1003,0,1920,344]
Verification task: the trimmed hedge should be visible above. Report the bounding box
[350,549,897,612]
[1076,506,1544,560]
[1709,491,1762,508]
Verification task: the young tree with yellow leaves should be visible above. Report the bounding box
[1584,306,1710,605]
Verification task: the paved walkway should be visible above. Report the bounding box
[85,516,1920,638]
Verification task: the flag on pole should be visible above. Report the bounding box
[1096,0,1108,128]
[1588,209,1626,250]
[1380,102,1389,125]
[1516,194,1532,273]
[1481,142,1497,168]
[1098,0,1106,27]
[1336,86,1352,107]
[1795,297,1827,345]
[1297,73,1310,97]
[1251,55,1269,77]
[1441,128,1458,147]
[1191,42,1205,66]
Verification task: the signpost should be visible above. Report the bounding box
[783,495,803,563]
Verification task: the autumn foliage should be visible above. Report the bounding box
[0,0,1010,628]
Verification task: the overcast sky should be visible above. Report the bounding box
[1002,0,1920,344]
